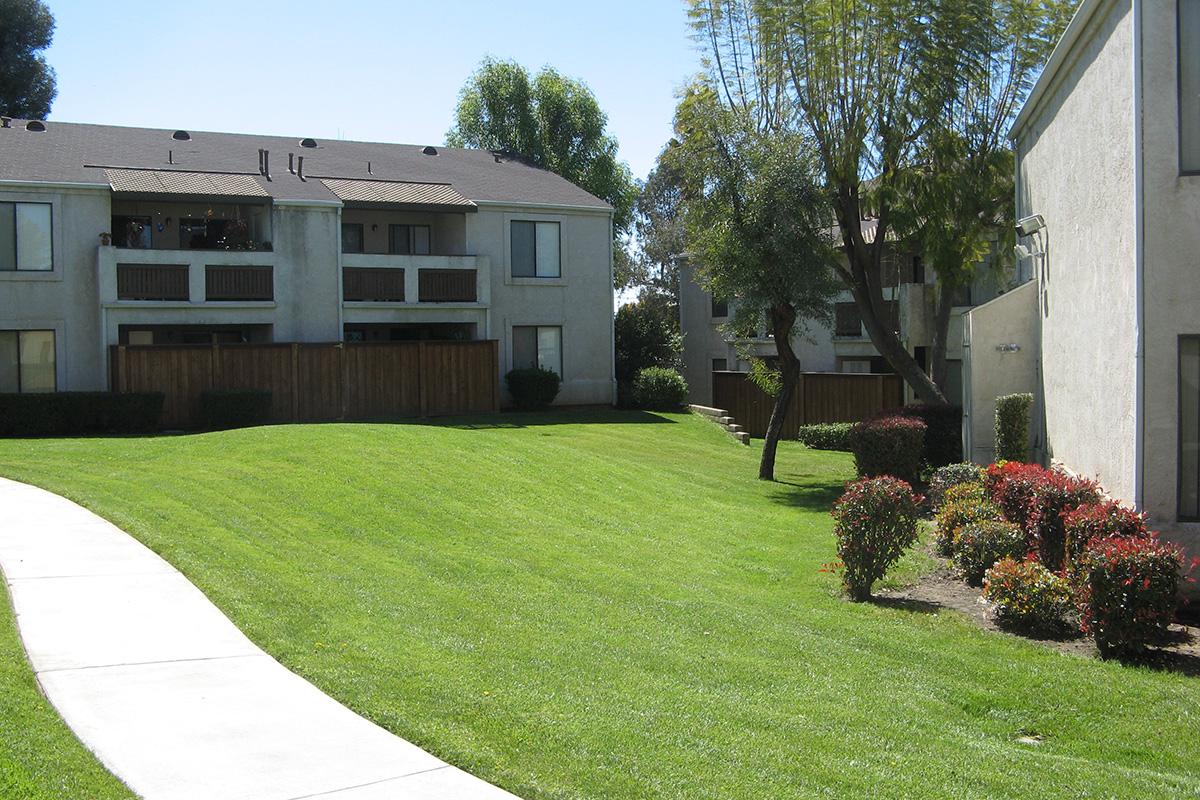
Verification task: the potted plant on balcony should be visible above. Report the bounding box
[99,232,112,246]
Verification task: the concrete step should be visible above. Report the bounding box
[717,416,734,425]
[724,424,744,434]
[688,404,729,419]
[733,431,750,445]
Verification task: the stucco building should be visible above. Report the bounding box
[963,0,1200,555]
[0,120,615,406]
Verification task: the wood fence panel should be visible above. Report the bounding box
[296,345,343,422]
[218,344,295,422]
[711,371,905,438]
[117,346,214,429]
[422,341,498,415]
[342,343,422,420]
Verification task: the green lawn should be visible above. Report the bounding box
[0,410,1197,799]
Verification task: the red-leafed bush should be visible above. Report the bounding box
[983,557,1073,635]
[849,416,927,486]
[1025,472,1101,572]
[1062,501,1150,578]
[984,462,1048,528]
[1078,536,1186,658]
[831,477,921,601]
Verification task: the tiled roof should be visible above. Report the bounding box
[319,178,475,210]
[0,120,611,211]
[106,168,270,198]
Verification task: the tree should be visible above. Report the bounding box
[0,0,56,120]
[447,58,638,285]
[687,0,1070,404]
[615,290,682,397]
[630,140,689,302]
[675,83,841,480]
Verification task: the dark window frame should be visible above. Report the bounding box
[510,220,562,278]
[711,295,729,318]
[1179,335,1200,520]
[0,329,56,393]
[835,302,863,337]
[341,222,365,254]
[0,201,54,271]
[388,224,432,256]
[512,324,563,376]
[1180,0,1200,175]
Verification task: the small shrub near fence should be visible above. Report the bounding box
[632,367,688,410]
[935,482,1004,556]
[928,462,985,511]
[850,416,926,486]
[954,520,1027,586]
[0,392,164,436]
[200,390,273,430]
[505,368,561,410]
[796,422,854,452]
[831,476,920,601]
[983,557,1073,635]
[895,404,963,468]
[1078,536,1187,658]
[995,393,1033,462]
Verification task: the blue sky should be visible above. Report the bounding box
[41,1,703,181]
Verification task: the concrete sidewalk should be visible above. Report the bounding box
[0,477,521,800]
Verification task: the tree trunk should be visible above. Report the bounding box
[759,303,800,481]
[929,282,955,398]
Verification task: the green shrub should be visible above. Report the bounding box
[505,367,561,410]
[200,390,273,430]
[1062,501,1150,582]
[995,393,1033,462]
[934,482,1003,556]
[954,520,1028,586]
[796,422,854,452]
[0,392,164,436]
[928,462,985,510]
[984,461,1048,528]
[983,557,1073,635]
[1078,536,1185,658]
[632,367,688,410]
[831,476,920,601]
[849,415,926,486]
[895,403,963,468]
[1025,472,1101,572]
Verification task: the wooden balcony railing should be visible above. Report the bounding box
[418,268,476,303]
[343,267,405,302]
[205,265,274,301]
[116,264,189,301]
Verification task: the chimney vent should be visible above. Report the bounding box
[422,145,438,156]
[262,149,271,181]
[172,130,191,141]
[299,137,317,148]
[0,117,10,129]
[297,155,305,181]
[288,153,295,174]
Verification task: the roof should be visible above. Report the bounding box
[106,168,270,199]
[319,178,475,211]
[0,120,612,211]
[1009,0,1112,139]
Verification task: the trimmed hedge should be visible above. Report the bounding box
[1079,536,1185,658]
[895,404,963,468]
[928,462,985,511]
[831,476,920,601]
[983,557,1073,635]
[1024,471,1101,573]
[935,482,1004,556]
[505,367,561,410]
[200,390,273,430]
[1062,501,1150,580]
[995,393,1033,462]
[796,422,854,452]
[0,392,164,436]
[850,415,927,486]
[984,461,1047,528]
[954,520,1027,586]
[632,367,688,410]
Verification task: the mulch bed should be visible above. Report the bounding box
[874,546,1200,676]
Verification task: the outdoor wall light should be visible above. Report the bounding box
[1016,214,1046,237]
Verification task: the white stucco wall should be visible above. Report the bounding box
[1013,0,1138,501]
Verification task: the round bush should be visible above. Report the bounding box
[1078,535,1184,658]
[632,367,688,410]
[1024,471,1101,573]
[984,461,1048,527]
[796,422,854,452]
[929,462,985,511]
[831,476,920,601]
[1062,501,1149,579]
[954,520,1027,586]
[505,367,561,410]
[983,557,1073,635]
[934,482,1003,556]
[849,415,927,486]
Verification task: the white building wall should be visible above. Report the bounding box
[1013,0,1138,502]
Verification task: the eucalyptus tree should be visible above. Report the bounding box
[0,0,57,119]
[687,0,1070,403]
[675,83,841,480]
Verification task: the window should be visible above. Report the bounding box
[1181,0,1200,172]
[840,358,871,374]
[0,330,55,392]
[511,221,560,277]
[712,358,728,371]
[0,202,52,271]
[341,223,364,254]
[911,255,925,284]
[711,295,728,318]
[1181,337,1200,518]
[389,224,431,255]
[512,325,562,376]
[835,302,862,337]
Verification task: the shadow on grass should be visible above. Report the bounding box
[764,478,843,513]
[867,595,944,615]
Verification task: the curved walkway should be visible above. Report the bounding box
[0,477,521,800]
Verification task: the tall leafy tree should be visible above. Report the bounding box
[687,0,1070,404]
[0,0,57,119]
[676,83,841,480]
[447,58,638,285]
[630,140,688,302]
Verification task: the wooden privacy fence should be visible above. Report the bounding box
[712,370,904,438]
[111,340,500,429]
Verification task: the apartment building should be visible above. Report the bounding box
[0,120,615,405]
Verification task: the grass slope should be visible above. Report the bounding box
[0,410,1197,799]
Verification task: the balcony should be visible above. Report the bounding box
[340,254,489,306]
[99,246,275,306]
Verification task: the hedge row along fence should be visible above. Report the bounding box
[0,392,164,437]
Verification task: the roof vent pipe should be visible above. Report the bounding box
[297,155,305,181]
[0,117,10,129]
[367,160,372,175]
[288,153,294,174]
[262,149,271,181]
[169,149,174,165]
[258,148,265,174]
